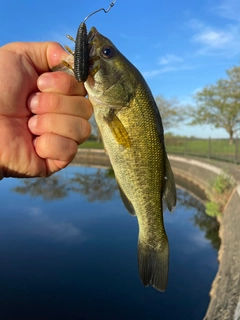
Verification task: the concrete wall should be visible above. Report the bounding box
[72,148,110,168]
[169,155,240,320]
[168,155,223,191]
[204,187,240,320]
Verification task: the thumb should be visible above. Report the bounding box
[4,42,69,75]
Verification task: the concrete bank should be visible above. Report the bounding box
[72,148,111,168]
[73,149,240,319]
[168,155,240,320]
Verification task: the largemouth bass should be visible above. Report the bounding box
[86,27,176,292]
[55,27,176,292]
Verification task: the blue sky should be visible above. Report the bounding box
[1,0,240,138]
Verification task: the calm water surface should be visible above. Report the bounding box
[0,166,219,320]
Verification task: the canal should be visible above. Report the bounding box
[0,166,219,320]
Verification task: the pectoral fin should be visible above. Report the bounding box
[104,110,131,148]
[163,154,177,212]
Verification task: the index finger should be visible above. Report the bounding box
[3,41,87,96]
[24,42,87,96]
[37,71,87,96]
[4,42,69,74]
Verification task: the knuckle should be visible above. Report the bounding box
[85,100,93,119]
[38,114,54,133]
[64,74,74,94]
[39,93,60,112]
[79,120,91,143]
[49,93,61,111]
[78,97,93,119]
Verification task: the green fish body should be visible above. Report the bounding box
[84,27,177,292]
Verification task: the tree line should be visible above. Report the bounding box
[156,66,240,144]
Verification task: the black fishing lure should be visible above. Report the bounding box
[74,22,89,82]
[65,1,115,82]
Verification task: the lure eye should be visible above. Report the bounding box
[101,45,115,59]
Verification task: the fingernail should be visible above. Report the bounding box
[38,73,51,91]
[28,93,39,112]
[28,115,38,131]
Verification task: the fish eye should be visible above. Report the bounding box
[101,45,115,59]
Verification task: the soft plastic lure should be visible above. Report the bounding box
[64,1,116,82]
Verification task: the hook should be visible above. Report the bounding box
[83,1,116,23]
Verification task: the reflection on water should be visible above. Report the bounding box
[13,167,117,202]
[0,166,219,320]
[177,189,220,251]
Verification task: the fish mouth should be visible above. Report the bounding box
[88,27,99,73]
[88,27,98,44]
[88,26,98,58]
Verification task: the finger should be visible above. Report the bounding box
[34,133,78,162]
[28,92,93,120]
[4,42,69,73]
[37,71,87,96]
[28,113,91,145]
[5,42,87,96]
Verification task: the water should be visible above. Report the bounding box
[0,166,219,320]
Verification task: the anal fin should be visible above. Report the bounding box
[116,180,136,216]
[163,154,177,212]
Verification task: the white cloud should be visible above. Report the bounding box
[193,30,233,49]
[158,54,183,65]
[189,19,240,57]
[25,207,86,243]
[214,0,240,22]
[142,64,195,79]
[192,232,209,247]
[142,66,176,78]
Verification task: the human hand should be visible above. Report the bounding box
[0,42,92,179]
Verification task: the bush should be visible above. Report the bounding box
[205,202,221,217]
[205,172,235,217]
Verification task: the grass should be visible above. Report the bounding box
[165,137,239,163]
[79,137,240,163]
[79,140,104,149]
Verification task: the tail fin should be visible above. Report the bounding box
[138,236,169,292]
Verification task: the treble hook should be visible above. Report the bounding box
[83,1,116,23]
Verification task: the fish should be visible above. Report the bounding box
[85,27,177,292]
[55,27,177,292]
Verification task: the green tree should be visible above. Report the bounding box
[189,66,240,144]
[155,95,186,131]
